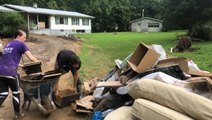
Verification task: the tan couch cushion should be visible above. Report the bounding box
[132,98,193,120]
[128,79,212,120]
[104,106,137,120]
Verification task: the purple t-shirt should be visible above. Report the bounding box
[0,40,29,76]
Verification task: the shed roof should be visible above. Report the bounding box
[0,6,15,12]
[131,17,163,23]
[3,4,94,18]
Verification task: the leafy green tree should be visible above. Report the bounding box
[130,0,160,20]
[110,0,132,31]
[0,12,26,37]
[24,0,47,8]
[160,0,212,30]
[47,0,59,9]
[79,0,133,32]
[0,0,24,5]
[1,0,211,34]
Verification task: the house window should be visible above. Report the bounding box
[55,16,68,25]
[148,23,159,28]
[72,18,79,25]
[82,18,89,26]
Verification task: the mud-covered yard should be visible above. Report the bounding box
[0,34,90,120]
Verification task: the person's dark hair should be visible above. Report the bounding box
[70,55,81,70]
[14,29,24,38]
[75,56,81,70]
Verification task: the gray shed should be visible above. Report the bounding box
[131,17,163,32]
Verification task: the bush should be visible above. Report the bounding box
[0,12,26,38]
[189,24,212,41]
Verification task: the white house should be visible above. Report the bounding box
[131,17,163,32]
[3,4,94,35]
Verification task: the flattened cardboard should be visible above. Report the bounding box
[189,70,212,77]
[128,42,160,73]
[156,57,189,73]
[157,57,212,77]
[72,96,94,113]
[72,103,92,113]
[186,77,212,85]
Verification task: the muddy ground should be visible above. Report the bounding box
[0,34,90,120]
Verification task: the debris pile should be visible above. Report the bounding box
[171,35,201,53]
[173,35,192,52]
[57,34,80,41]
[72,42,212,120]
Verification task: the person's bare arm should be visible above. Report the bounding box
[73,70,79,92]
[25,51,39,62]
[53,78,60,96]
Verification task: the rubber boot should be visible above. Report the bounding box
[14,112,25,120]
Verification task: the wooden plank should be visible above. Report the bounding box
[75,109,92,113]
[96,81,123,88]
[38,22,45,29]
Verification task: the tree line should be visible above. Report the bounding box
[0,0,212,39]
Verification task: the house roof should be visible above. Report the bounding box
[0,6,15,12]
[3,4,94,18]
[131,17,163,23]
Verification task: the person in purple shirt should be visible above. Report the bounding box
[0,30,39,120]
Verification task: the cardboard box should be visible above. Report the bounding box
[128,42,160,73]
[23,61,42,75]
[54,89,80,107]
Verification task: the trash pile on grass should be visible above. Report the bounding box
[71,42,212,120]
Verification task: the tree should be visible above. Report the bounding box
[1,0,210,34]
[159,0,212,31]
[80,0,133,32]
[0,0,24,5]
[47,0,59,9]
[130,0,160,20]
[0,12,26,37]
[24,0,53,8]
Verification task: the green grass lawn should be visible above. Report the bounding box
[76,32,212,81]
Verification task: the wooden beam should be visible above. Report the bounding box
[96,81,123,88]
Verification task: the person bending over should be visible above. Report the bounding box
[54,50,81,97]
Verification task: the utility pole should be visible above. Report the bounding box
[142,9,144,18]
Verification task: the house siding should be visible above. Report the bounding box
[30,16,92,35]
[3,4,94,36]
